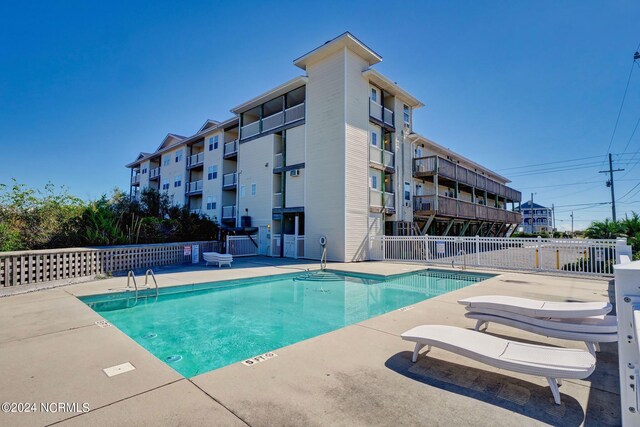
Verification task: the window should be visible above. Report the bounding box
[174,175,182,187]
[371,132,377,147]
[163,157,170,166]
[206,196,217,210]
[141,168,147,174]
[371,88,378,102]
[214,135,219,150]
[251,183,257,196]
[404,182,411,201]
[175,150,183,163]
[403,105,410,124]
[240,185,246,197]
[208,137,214,151]
[207,165,218,180]
[162,180,170,191]
[371,175,378,189]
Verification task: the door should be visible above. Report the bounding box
[258,226,270,256]
[283,234,296,258]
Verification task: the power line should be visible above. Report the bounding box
[498,155,606,172]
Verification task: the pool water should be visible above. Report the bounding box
[81,269,491,378]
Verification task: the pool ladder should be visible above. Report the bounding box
[126,269,159,303]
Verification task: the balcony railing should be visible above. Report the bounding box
[223,140,238,158]
[413,194,521,223]
[274,152,283,169]
[273,192,282,208]
[262,111,285,132]
[370,146,394,171]
[285,102,305,123]
[131,175,140,185]
[149,167,161,180]
[240,121,260,140]
[383,107,394,126]
[185,180,203,195]
[222,205,236,219]
[370,188,395,211]
[222,172,237,189]
[413,155,522,202]
[189,208,202,215]
[187,152,204,168]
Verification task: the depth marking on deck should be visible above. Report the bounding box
[103,362,136,377]
[95,320,111,328]
[242,352,278,366]
[398,306,415,312]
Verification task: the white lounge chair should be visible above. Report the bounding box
[458,296,617,356]
[203,252,233,268]
[401,325,596,404]
[458,295,612,318]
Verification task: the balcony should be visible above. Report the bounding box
[369,146,394,172]
[222,205,236,220]
[240,121,260,140]
[222,172,237,190]
[273,192,282,208]
[186,152,204,169]
[369,188,395,213]
[149,167,161,180]
[131,175,140,185]
[240,102,306,141]
[369,99,394,128]
[223,140,238,159]
[189,208,202,215]
[414,195,522,224]
[185,180,203,195]
[413,155,522,202]
[274,153,283,169]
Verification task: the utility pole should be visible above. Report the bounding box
[552,203,555,231]
[530,193,535,234]
[570,211,574,235]
[599,153,624,222]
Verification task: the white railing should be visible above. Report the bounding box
[285,102,305,123]
[131,175,140,185]
[222,205,236,219]
[273,192,282,208]
[384,192,395,210]
[187,152,204,167]
[369,99,383,121]
[383,107,394,126]
[185,180,203,194]
[149,167,161,179]
[283,234,304,258]
[241,121,260,139]
[370,146,394,169]
[226,235,258,257]
[274,152,283,169]
[189,208,202,215]
[370,188,383,207]
[224,140,238,157]
[222,172,237,188]
[271,234,281,257]
[614,258,640,425]
[370,235,631,278]
[262,111,284,131]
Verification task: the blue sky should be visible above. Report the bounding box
[1,0,639,230]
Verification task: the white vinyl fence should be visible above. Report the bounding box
[370,235,632,277]
[226,235,258,257]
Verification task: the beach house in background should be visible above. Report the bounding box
[126,32,522,262]
[520,201,554,234]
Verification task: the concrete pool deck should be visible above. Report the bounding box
[0,258,620,426]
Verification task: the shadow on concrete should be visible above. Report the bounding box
[386,350,587,426]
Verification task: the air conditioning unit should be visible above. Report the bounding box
[290,169,300,177]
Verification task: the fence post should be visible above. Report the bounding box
[226,235,230,255]
[536,236,542,270]
[475,235,480,266]
[382,236,387,261]
[424,235,428,262]
[614,260,640,424]
[616,237,633,263]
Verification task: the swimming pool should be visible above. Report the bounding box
[81,269,492,377]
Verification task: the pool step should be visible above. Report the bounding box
[293,271,344,282]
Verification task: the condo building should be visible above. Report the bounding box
[520,201,554,234]
[127,32,522,262]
